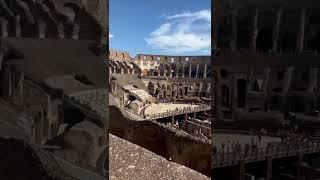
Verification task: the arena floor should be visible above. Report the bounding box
[143,103,199,115]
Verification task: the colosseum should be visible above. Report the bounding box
[0,1,108,179]
[108,49,212,176]
[213,0,320,179]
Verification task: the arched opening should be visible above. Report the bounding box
[279,11,299,53]
[191,69,197,78]
[237,79,247,108]
[63,107,85,129]
[256,27,273,52]
[270,95,281,111]
[220,69,228,78]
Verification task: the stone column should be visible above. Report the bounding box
[239,161,245,180]
[189,64,192,78]
[175,64,179,78]
[15,15,21,37]
[72,23,80,40]
[19,72,24,105]
[203,64,207,78]
[296,8,307,53]
[232,76,237,119]
[297,152,304,180]
[245,69,254,112]
[183,113,187,129]
[8,69,12,97]
[308,68,318,93]
[272,9,282,53]
[266,157,273,180]
[45,95,52,139]
[195,64,200,78]
[215,69,223,121]
[171,115,174,125]
[199,82,203,94]
[251,9,259,52]
[38,20,46,39]
[264,68,271,112]
[281,67,294,113]
[230,9,238,51]
[182,64,185,78]
[57,22,64,39]
[0,18,8,38]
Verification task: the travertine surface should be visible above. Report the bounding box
[144,103,198,115]
[109,134,210,180]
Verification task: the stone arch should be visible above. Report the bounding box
[256,10,274,52]
[198,64,205,78]
[129,62,141,75]
[148,81,155,95]
[123,61,133,74]
[153,69,160,76]
[279,10,299,53]
[163,63,170,76]
[191,64,197,78]
[178,64,184,77]
[170,64,176,76]
[183,64,189,77]
[118,61,128,74]
[37,3,60,38]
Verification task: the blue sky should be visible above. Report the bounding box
[109,0,211,57]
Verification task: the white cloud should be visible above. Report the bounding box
[145,10,211,55]
[109,33,114,38]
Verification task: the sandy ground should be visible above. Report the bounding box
[212,134,281,148]
[144,103,199,115]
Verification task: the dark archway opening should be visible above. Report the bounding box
[237,79,247,108]
[257,27,273,52]
[63,107,85,129]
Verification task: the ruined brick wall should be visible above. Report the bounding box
[109,49,132,60]
[184,119,211,139]
[109,104,211,176]
[22,80,58,144]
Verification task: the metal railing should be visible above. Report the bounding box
[212,142,320,168]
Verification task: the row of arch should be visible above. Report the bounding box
[148,81,211,100]
[109,59,141,75]
[218,7,320,53]
[0,0,102,41]
[147,63,211,78]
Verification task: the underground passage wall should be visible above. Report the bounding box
[109,101,211,175]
